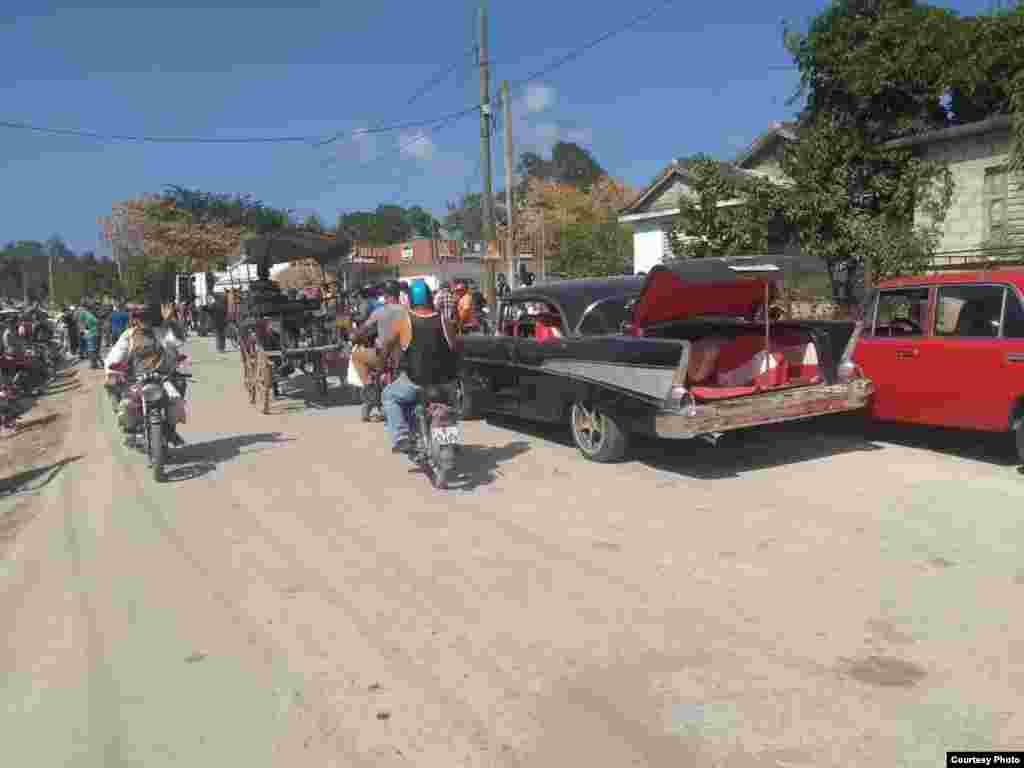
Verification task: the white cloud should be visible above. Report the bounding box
[400,131,436,161]
[524,82,556,113]
[351,128,379,163]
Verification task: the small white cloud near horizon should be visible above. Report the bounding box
[524,83,556,113]
[349,127,379,163]
[400,131,436,161]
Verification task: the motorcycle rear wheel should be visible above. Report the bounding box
[149,421,165,482]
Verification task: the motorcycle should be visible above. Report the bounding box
[0,377,21,434]
[119,362,191,482]
[361,361,394,422]
[403,382,462,490]
[0,349,49,396]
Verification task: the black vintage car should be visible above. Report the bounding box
[457,256,875,462]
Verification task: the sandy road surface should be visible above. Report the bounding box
[1,337,1023,767]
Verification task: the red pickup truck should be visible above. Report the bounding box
[853,270,1024,463]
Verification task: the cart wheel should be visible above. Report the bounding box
[255,350,273,414]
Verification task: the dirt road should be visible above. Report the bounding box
[1,338,1022,767]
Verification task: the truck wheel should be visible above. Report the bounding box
[570,401,629,463]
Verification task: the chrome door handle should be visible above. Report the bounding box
[1006,352,1024,364]
[896,348,919,359]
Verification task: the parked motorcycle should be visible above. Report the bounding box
[403,383,461,489]
[0,349,49,396]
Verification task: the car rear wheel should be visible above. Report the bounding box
[1015,418,1024,466]
[570,401,628,463]
[456,376,481,421]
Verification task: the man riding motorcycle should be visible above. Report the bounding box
[104,303,187,446]
[380,279,461,454]
[349,280,407,421]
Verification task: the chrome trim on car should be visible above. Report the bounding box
[653,379,875,440]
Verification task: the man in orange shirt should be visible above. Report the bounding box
[454,282,478,333]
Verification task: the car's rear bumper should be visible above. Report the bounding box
[654,378,875,440]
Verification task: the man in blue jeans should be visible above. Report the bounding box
[380,279,461,454]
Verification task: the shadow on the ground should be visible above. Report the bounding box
[167,432,295,467]
[484,412,886,480]
[0,455,84,495]
[288,375,362,411]
[437,440,532,491]
[826,413,1020,468]
[633,418,884,480]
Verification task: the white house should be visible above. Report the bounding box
[619,121,797,273]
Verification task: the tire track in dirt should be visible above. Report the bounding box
[95,385,396,768]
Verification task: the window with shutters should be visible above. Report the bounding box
[984,166,1009,243]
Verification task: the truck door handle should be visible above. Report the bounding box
[896,348,919,359]
[1006,352,1024,364]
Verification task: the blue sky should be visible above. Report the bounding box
[0,0,996,256]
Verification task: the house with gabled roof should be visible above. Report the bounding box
[619,121,797,273]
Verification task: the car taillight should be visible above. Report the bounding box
[837,360,863,383]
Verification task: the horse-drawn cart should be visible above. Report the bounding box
[232,230,352,414]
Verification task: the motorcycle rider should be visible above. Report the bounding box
[350,280,406,420]
[380,279,461,454]
[105,303,187,446]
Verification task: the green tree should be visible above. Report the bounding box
[444,193,484,242]
[403,205,439,238]
[777,117,953,301]
[553,216,633,278]
[549,141,605,190]
[667,155,786,260]
[302,213,324,232]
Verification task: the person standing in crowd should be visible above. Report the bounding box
[433,281,455,322]
[496,273,511,299]
[61,305,79,358]
[211,292,228,352]
[454,282,478,333]
[76,302,100,369]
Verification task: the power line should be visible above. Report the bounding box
[404,45,479,108]
[0,107,481,147]
[315,46,480,149]
[508,0,684,91]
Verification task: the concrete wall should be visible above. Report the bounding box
[916,129,1024,256]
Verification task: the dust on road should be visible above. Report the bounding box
[1,338,1022,767]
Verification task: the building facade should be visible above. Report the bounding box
[882,115,1024,268]
[619,122,797,273]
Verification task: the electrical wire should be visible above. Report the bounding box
[315,46,480,149]
[508,0,683,91]
[0,107,481,147]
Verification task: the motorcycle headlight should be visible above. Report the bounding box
[141,383,164,403]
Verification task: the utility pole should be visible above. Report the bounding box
[501,79,515,295]
[478,2,497,314]
[48,247,55,309]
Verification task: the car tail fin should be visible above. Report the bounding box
[837,321,865,383]
[664,341,693,410]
